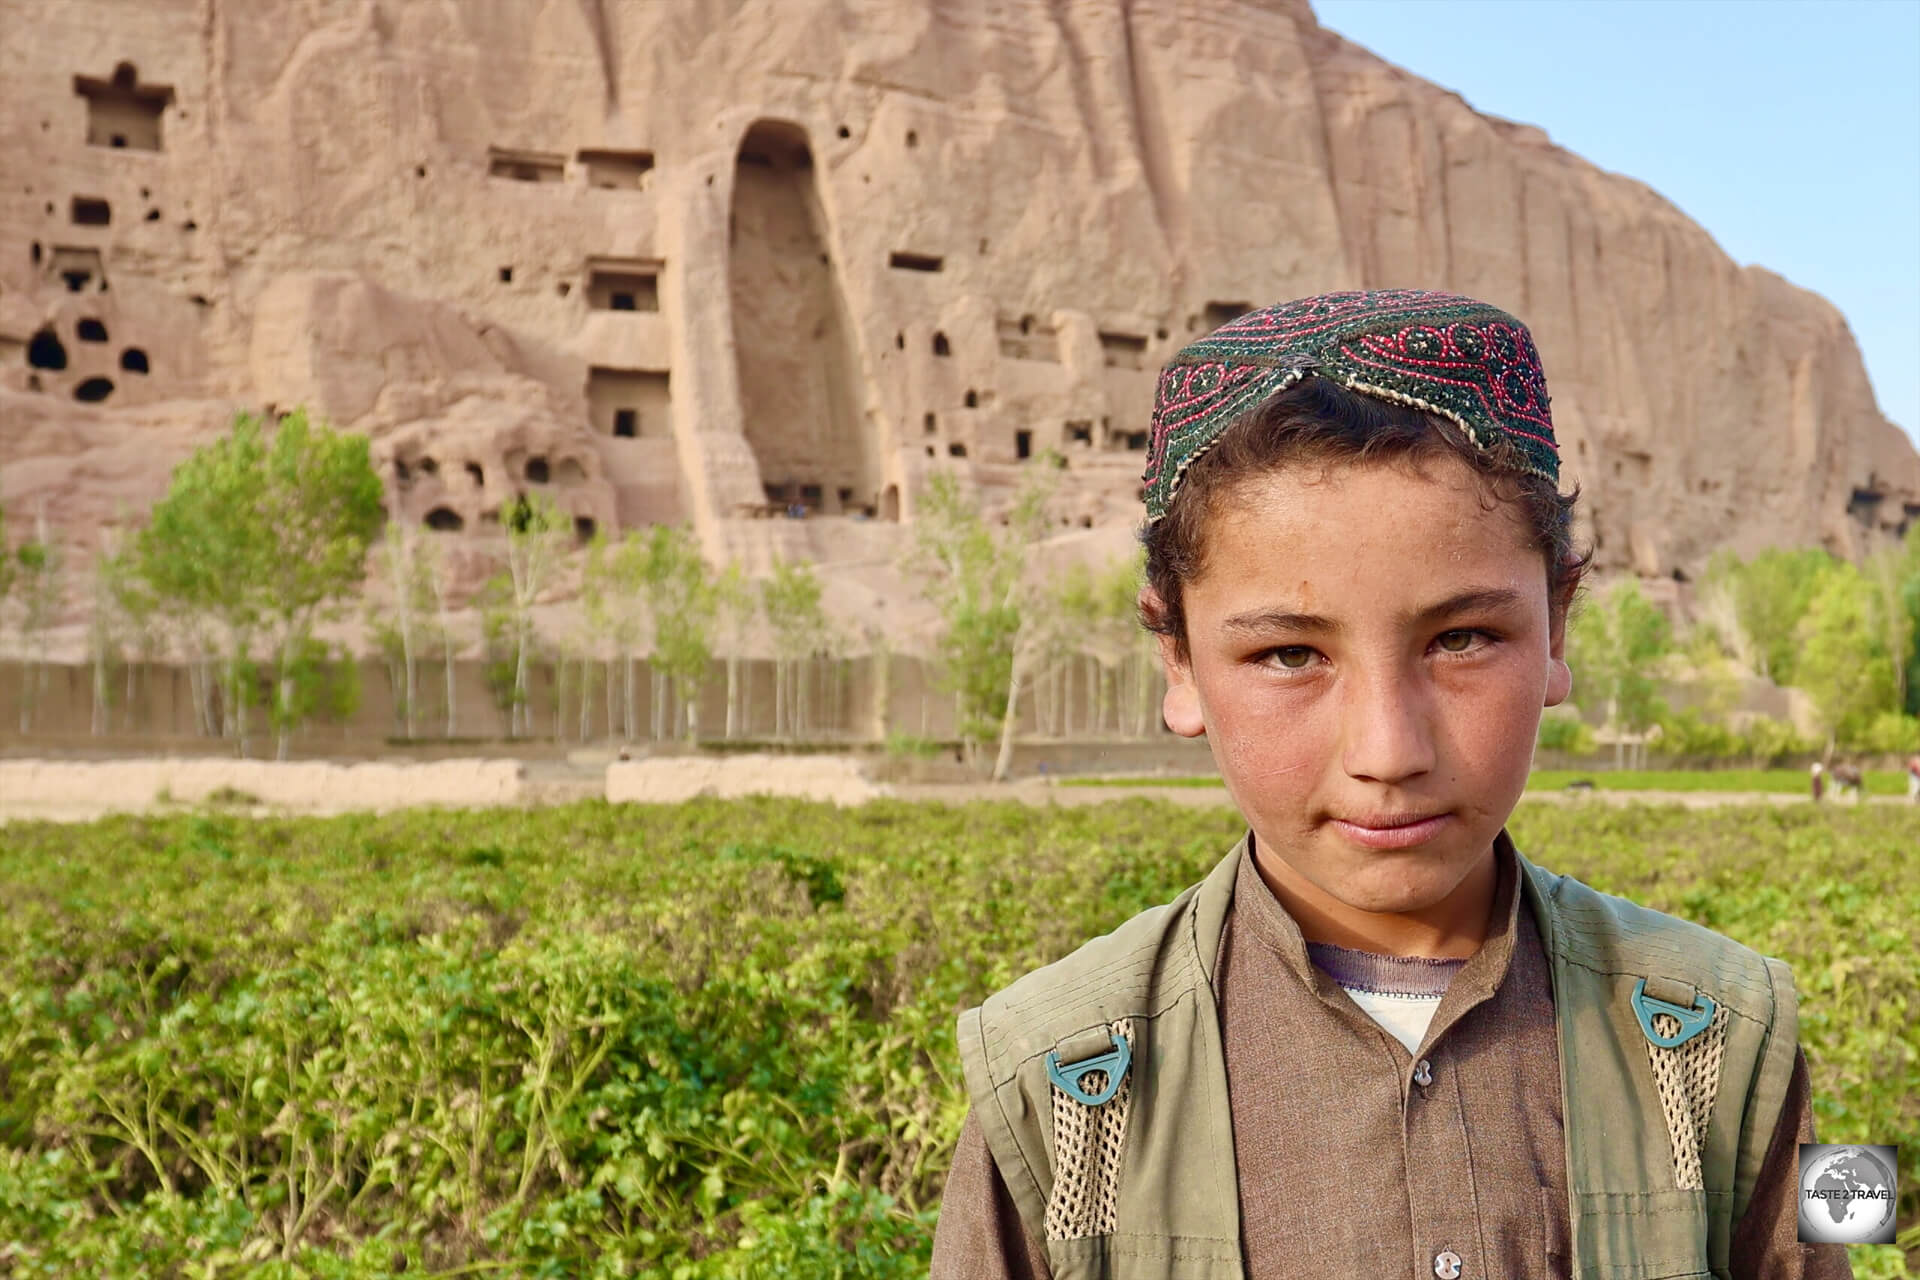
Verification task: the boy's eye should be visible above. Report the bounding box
[1258,631,1496,671]
[1267,646,1319,670]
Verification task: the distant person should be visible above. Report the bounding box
[932,292,1847,1278]
[1907,752,1920,803]
[1829,762,1864,802]
[1811,759,1826,803]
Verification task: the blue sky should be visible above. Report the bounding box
[1312,0,1920,446]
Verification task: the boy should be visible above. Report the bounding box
[931,291,1849,1279]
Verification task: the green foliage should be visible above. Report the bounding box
[1567,577,1673,745]
[0,799,1911,1273]
[268,635,363,733]
[1797,561,1896,749]
[762,557,831,739]
[1536,712,1596,754]
[133,409,384,755]
[1703,546,1836,685]
[495,492,574,738]
[642,526,718,740]
[1857,711,1920,756]
[908,467,1056,772]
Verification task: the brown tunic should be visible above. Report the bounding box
[931,834,1850,1280]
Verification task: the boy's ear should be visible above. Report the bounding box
[1142,587,1206,738]
[1544,598,1573,708]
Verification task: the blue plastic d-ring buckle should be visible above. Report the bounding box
[1631,978,1717,1048]
[1045,1033,1131,1106]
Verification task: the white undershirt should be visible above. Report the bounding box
[1305,940,1466,1055]
[1340,989,1444,1054]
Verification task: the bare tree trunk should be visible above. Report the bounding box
[992,652,1024,782]
[1609,691,1622,770]
[605,658,618,741]
[401,619,416,740]
[512,622,531,738]
[1063,658,1074,739]
[579,657,595,741]
[624,654,637,741]
[91,647,108,736]
[725,655,740,738]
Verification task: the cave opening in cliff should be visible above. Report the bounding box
[728,118,875,519]
[1847,488,1886,524]
[71,196,110,226]
[121,347,148,373]
[74,63,173,151]
[1099,330,1147,369]
[889,251,942,273]
[1203,301,1253,330]
[586,258,660,311]
[590,367,670,438]
[578,149,654,190]
[77,318,108,343]
[425,507,463,532]
[589,366,688,525]
[998,315,1059,362]
[487,147,565,183]
[74,376,113,402]
[48,246,106,293]
[27,329,66,370]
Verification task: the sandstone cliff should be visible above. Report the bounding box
[2,0,1913,655]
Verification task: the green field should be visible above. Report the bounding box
[1066,767,1918,796]
[1,799,1914,1276]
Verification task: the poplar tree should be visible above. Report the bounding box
[713,561,756,738]
[495,492,572,738]
[908,462,1058,778]
[1795,562,1893,755]
[136,409,383,757]
[1566,577,1673,768]
[641,526,717,741]
[762,558,828,739]
[10,513,61,734]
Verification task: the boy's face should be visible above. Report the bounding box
[1153,454,1571,925]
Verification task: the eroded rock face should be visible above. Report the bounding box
[1,0,1913,647]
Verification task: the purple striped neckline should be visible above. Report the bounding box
[1306,940,1465,998]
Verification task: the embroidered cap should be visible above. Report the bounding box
[1141,289,1559,523]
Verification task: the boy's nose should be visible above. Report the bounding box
[1339,667,1437,784]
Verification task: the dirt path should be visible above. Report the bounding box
[894,780,1918,811]
[5,756,1914,824]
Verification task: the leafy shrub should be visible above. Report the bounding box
[0,800,1911,1272]
[1536,713,1596,754]
[1856,711,1920,756]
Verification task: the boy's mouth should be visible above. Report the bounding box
[1330,812,1451,850]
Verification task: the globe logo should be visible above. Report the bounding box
[1797,1144,1897,1245]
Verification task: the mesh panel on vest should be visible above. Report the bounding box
[1044,1018,1133,1241]
[1646,1003,1730,1190]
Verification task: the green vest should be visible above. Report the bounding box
[955,842,1799,1280]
